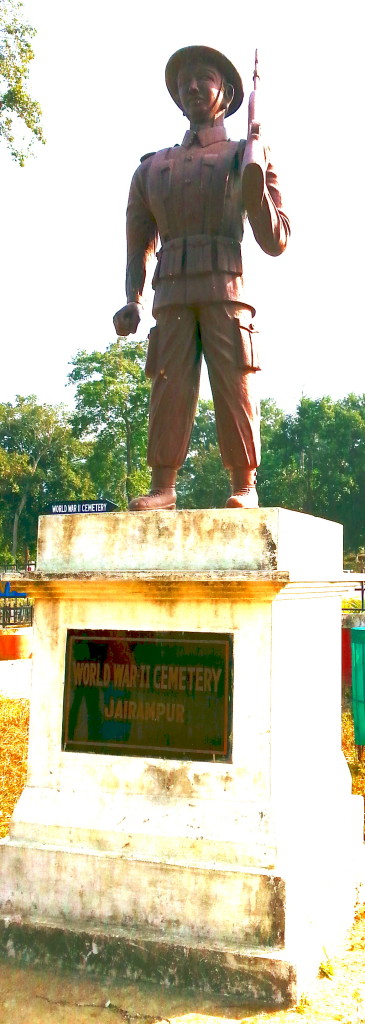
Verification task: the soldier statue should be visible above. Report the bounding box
[113,45,290,510]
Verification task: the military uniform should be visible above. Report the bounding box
[125,124,289,473]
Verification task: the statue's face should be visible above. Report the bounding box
[177,62,228,124]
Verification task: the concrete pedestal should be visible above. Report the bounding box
[0,508,363,1004]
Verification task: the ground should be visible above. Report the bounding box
[0,904,365,1022]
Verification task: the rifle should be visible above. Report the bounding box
[248,49,260,138]
[242,49,265,206]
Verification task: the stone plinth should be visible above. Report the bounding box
[0,509,363,1003]
[36,506,343,578]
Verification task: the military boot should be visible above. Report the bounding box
[128,468,177,511]
[225,468,258,509]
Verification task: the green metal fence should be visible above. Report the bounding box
[351,627,365,744]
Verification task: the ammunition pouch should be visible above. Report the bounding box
[231,315,261,372]
[145,324,159,379]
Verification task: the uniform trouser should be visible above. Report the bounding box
[146,303,261,471]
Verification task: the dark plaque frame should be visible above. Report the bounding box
[62,629,233,761]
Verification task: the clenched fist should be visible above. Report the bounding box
[113,302,141,336]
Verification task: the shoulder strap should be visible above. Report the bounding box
[140,151,156,163]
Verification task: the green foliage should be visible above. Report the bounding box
[67,360,365,538]
[255,397,286,507]
[70,345,230,510]
[258,394,365,552]
[68,339,151,509]
[0,396,91,558]
[0,0,45,164]
[178,400,230,508]
[3,348,365,561]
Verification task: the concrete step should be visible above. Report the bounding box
[0,916,298,1006]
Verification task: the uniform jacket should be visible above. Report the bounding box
[125,124,290,311]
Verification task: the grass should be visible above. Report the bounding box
[342,693,365,818]
[0,695,29,839]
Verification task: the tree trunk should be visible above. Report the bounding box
[124,418,132,505]
[11,453,42,561]
[12,491,28,562]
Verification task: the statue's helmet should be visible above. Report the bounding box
[165,45,244,118]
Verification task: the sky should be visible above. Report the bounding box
[0,0,364,414]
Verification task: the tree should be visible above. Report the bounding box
[67,334,365,553]
[256,398,287,506]
[0,396,91,560]
[258,394,365,553]
[178,400,230,508]
[69,340,151,509]
[0,0,45,165]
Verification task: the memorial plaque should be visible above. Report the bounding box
[62,630,233,760]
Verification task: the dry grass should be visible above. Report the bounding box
[0,695,29,839]
[342,694,365,835]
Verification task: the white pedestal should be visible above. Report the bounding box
[0,509,363,1003]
